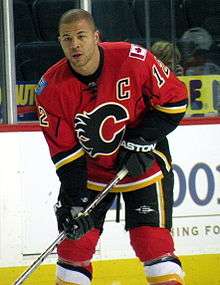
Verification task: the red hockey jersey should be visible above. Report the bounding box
[35,42,188,192]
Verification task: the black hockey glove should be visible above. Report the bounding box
[117,137,156,177]
[54,202,94,240]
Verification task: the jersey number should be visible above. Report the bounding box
[152,58,170,88]
[38,106,49,127]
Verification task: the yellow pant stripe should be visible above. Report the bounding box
[56,276,81,285]
[147,273,184,284]
[156,179,166,228]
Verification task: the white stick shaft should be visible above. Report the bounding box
[13,231,65,285]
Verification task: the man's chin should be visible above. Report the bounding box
[70,60,84,68]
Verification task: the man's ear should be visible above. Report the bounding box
[95,31,100,43]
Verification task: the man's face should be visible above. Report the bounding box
[59,19,99,74]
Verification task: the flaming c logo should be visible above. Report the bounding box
[74,102,129,157]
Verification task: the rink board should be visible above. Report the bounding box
[2,254,220,285]
[0,120,220,285]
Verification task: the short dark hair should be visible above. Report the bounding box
[58,9,97,33]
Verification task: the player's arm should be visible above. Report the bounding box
[35,78,94,239]
[118,49,188,177]
[128,51,188,142]
[37,102,94,239]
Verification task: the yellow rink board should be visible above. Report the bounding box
[1,254,220,285]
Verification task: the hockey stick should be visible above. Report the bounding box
[13,167,128,285]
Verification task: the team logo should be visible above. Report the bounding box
[35,77,48,95]
[75,102,129,157]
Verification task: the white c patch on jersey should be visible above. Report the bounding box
[129,44,147,61]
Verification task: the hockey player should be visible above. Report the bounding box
[35,9,188,285]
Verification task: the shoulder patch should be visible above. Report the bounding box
[35,77,48,96]
[129,44,147,61]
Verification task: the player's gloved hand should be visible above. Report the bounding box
[117,137,156,177]
[54,202,94,240]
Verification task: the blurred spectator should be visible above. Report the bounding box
[180,27,220,75]
[151,40,184,76]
